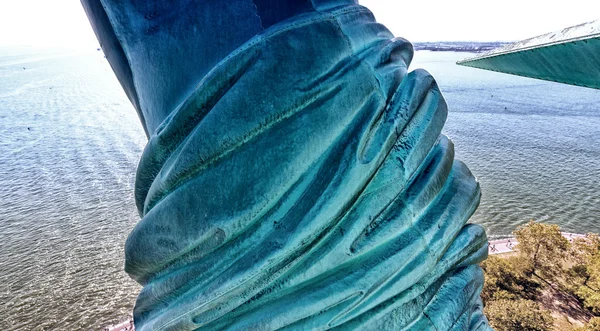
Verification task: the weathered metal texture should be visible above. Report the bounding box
[81,1,491,330]
[457,21,600,90]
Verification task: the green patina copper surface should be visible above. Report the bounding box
[81,1,491,330]
[458,21,600,90]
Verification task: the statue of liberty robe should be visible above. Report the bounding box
[81,1,492,329]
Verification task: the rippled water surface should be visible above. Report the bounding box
[1,48,599,329]
[0,48,144,330]
[413,52,600,238]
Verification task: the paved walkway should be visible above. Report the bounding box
[105,319,134,331]
[488,232,586,255]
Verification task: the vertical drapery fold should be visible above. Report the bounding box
[81,1,491,330]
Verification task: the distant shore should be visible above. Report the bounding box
[413,41,510,53]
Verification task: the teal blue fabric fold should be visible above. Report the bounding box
[115,5,492,330]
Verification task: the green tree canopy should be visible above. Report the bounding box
[514,221,569,278]
[574,317,600,331]
[484,299,554,331]
[480,255,539,303]
[568,234,600,314]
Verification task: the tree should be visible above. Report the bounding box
[574,317,600,331]
[569,234,600,289]
[567,234,600,314]
[480,255,539,303]
[570,234,600,266]
[484,299,554,331]
[514,220,569,279]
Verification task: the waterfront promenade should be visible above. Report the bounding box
[488,232,586,255]
[105,319,133,331]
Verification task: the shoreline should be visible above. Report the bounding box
[488,232,586,255]
[105,319,133,331]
